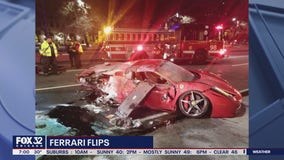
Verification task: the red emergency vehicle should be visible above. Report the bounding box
[173,40,227,64]
[99,27,227,64]
[99,28,176,60]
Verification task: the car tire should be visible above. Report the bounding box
[193,49,207,64]
[178,91,210,118]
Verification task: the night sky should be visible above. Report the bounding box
[109,0,248,28]
[36,0,248,32]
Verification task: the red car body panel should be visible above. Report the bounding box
[143,84,176,111]
[203,89,241,117]
[78,59,242,118]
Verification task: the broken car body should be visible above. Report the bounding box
[78,59,242,120]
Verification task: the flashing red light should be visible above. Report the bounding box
[137,45,143,51]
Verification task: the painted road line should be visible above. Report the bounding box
[232,63,248,67]
[228,55,248,59]
[66,69,85,72]
[240,88,249,94]
[239,88,249,96]
[138,112,170,123]
[36,84,81,91]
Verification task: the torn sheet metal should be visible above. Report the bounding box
[116,81,155,118]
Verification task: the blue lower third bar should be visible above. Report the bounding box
[247,149,284,155]
[47,136,153,149]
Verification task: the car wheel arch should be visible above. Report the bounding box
[176,90,212,118]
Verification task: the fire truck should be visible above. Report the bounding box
[98,28,176,60]
[99,27,227,64]
[173,40,227,64]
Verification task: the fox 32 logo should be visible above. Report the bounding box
[13,136,45,149]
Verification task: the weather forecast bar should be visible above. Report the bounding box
[13,148,247,155]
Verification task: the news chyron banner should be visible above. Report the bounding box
[12,135,247,156]
[12,135,284,156]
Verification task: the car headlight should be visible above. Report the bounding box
[219,48,227,55]
[211,86,236,101]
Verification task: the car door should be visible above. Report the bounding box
[140,71,177,111]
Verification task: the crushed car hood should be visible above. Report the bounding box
[79,62,134,77]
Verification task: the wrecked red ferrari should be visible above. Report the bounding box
[78,59,242,118]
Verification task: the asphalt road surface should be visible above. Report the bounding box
[36,46,248,160]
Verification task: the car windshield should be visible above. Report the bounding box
[157,61,195,83]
